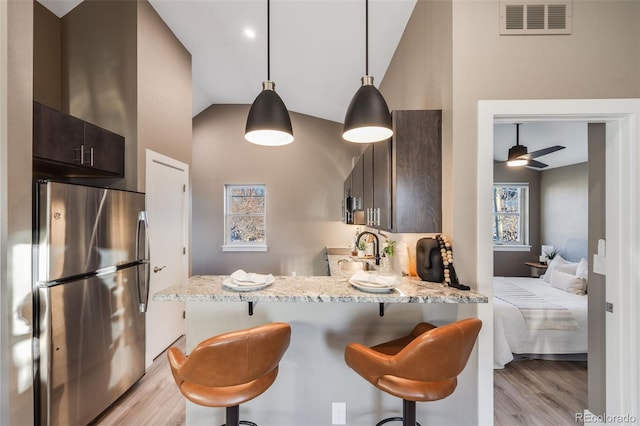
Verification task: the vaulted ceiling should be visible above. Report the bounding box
[37,0,588,169]
[38,0,416,122]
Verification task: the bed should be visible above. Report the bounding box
[493,239,589,369]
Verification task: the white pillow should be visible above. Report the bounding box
[550,269,587,295]
[542,255,578,283]
[576,258,589,280]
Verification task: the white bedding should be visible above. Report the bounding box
[493,276,588,369]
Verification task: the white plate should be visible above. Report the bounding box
[348,278,396,293]
[223,278,273,292]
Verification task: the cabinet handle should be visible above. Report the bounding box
[79,144,85,165]
[89,147,94,166]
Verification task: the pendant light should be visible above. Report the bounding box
[342,0,392,143]
[245,0,294,146]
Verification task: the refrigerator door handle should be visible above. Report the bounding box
[136,211,151,313]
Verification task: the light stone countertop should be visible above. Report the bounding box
[153,274,488,304]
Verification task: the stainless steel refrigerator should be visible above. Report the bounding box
[33,181,150,426]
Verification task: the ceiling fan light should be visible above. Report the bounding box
[507,158,528,167]
[506,144,528,166]
[343,76,392,143]
[245,81,294,146]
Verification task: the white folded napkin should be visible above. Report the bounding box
[350,270,397,286]
[230,269,274,285]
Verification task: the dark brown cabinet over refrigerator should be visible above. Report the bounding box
[33,101,125,178]
[33,181,150,426]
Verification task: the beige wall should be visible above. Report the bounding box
[540,162,588,250]
[493,162,541,277]
[61,0,138,190]
[191,105,362,276]
[381,0,453,233]
[380,0,640,420]
[33,1,61,109]
[451,0,640,282]
[58,0,192,192]
[2,1,34,424]
[136,1,192,191]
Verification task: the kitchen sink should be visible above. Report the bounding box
[338,259,371,273]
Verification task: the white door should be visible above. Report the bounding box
[145,150,188,368]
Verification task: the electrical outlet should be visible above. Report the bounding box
[332,402,346,425]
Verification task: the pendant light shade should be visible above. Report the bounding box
[245,0,293,146]
[343,75,392,143]
[343,0,392,143]
[245,81,294,146]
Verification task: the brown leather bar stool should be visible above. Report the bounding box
[168,322,291,426]
[344,318,482,426]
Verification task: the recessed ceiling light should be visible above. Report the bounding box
[244,28,256,39]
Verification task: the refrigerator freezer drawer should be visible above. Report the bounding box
[38,267,145,426]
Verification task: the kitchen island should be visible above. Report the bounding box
[155,275,487,426]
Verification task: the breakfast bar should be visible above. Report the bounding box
[155,275,487,426]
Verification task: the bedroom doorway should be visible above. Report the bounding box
[476,99,640,423]
[491,120,595,423]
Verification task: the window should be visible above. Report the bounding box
[223,184,267,252]
[492,183,530,251]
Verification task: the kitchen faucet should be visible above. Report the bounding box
[356,231,380,265]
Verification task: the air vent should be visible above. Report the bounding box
[500,0,572,35]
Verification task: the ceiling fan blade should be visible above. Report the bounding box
[520,145,565,160]
[527,159,548,168]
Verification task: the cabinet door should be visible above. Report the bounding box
[362,145,374,225]
[351,154,364,212]
[33,101,84,165]
[373,140,391,230]
[392,110,442,233]
[84,123,125,177]
[343,173,352,224]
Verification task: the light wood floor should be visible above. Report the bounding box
[91,336,186,426]
[494,359,588,426]
[93,338,587,426]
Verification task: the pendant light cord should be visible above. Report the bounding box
[365,0,369,75]
[267,0,271,81]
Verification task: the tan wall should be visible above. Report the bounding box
[191,105,362,276]
[450,0,640,282]
[380,0,453,233]
[61,0,138,190]
[380,0,640,420]
[540,162,588,250]
[136,1,192,191]
[3,1,34,424]
[33,1,61,109]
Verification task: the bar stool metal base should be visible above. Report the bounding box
[220,405,258,426]
[375,400,422,426]
[375,418,422,426]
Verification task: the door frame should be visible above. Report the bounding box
[476,99,640,423]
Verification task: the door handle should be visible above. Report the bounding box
[153,265,166,273]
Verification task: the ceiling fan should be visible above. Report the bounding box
[506,123,566,168]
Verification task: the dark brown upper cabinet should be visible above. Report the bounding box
[389,110,442,233]
[343,110,442,233]
[33,101,125,178]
